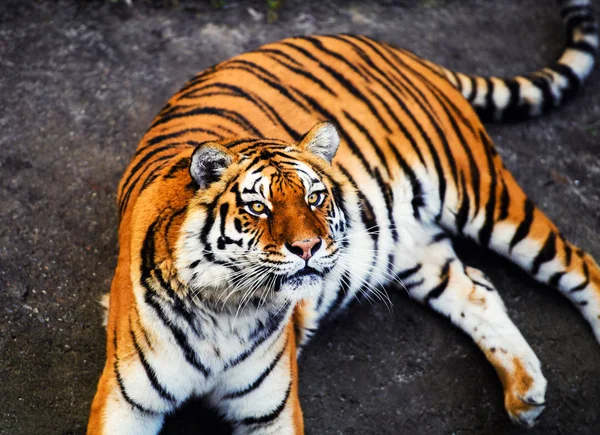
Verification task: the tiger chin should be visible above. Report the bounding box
[89,1,600,433]
[175,122,359,309]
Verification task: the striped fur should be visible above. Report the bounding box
[438,0,599,121]
[89,1,600,433]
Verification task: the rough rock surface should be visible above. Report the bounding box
[0,1,599,434]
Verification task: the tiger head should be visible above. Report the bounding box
[175,122,359,308]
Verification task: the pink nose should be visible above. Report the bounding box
[288,237,322,260]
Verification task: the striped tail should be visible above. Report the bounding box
[439,0,598,121]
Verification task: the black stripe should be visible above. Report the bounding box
[371,40,458,219]
[410,67,477,135]
[164,156,191,179]
[373,167,398,244]
[380,47,481,174]
[224,338,288,399]
[150,106,262,137]
[509,199,535,252]
[241,383,291,426]
[199,190,227,261]
[455,172,470,234]
[143,291,211,377]
[424,260,452,305]
[451,70,462,91]
[470,276,495,292]
[530,75,555,115]
[119,152,185,217]
[227,58,280,81]
[140,161,174,194]
[135,127,222,157]
[395,264,422,281]
[430,92,481,213]
[389,44,446,80]
[564,13,597,41]
[140,217,211,377]
[371,90,427,167]
[120,143,187,204]
[343,110,392,176]
[113,329,157,415]
[336,164,379,249]
[231,139,284,153]
[477,131,498,247]
[561,234,573,266]
[353,37,442,168]
[142,218,205,332]
[184,82,302,141]
[114,358,157,414]
[404,278,425,291]
[390,44,475,133]
[163,206,189,257]
[466,76,477,102]
[497,178,510,221]
[386,138,425,220]
[175,65,217,94]
[531,232,557,276]
[257,47,303,66]
[569,261,590,293]
[333,34,426,134]
[221,61,312,113]
[180,85,277,129]
[476,77,496,120]
[132,305,155,351]
[375,44,460,190]
[566,40,597,56]
[224,303,291,369]
[549,62,581,103]
[284,38,393,132]
[303,36,367,79]
[500,78,531,122]
[324,270,353,317]
[548,271,565,288]
[430,232,450,244]
[129,319,177,403]
[261,50,338,96]
[290,87,377,183]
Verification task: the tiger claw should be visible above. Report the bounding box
[519,395,546,407]
[506,391,546,428]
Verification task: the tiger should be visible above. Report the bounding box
[88,0,599,433]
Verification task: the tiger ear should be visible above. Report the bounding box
[189,142,234,189]
[298,121,340,163]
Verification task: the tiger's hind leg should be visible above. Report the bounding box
[395,226,546,427]
[491,169,600,343]
[440,132,600,344]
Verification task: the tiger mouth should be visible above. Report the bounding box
[277,266,325,290]
[289,266,323,280]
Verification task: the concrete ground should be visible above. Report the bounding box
[1,0,599,434]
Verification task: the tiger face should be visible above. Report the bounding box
[176,122,357,307]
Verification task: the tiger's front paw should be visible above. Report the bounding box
[501,355,547,428]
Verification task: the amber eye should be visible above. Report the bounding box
[249,202,267,215]
[307,191,325,206]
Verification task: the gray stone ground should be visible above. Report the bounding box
[1,0,599,434]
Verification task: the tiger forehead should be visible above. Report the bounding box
[239,157,322,199]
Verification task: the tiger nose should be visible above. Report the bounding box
[286,237,322,261]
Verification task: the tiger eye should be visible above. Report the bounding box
[250,202,265,214]
[308,192,319,205]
